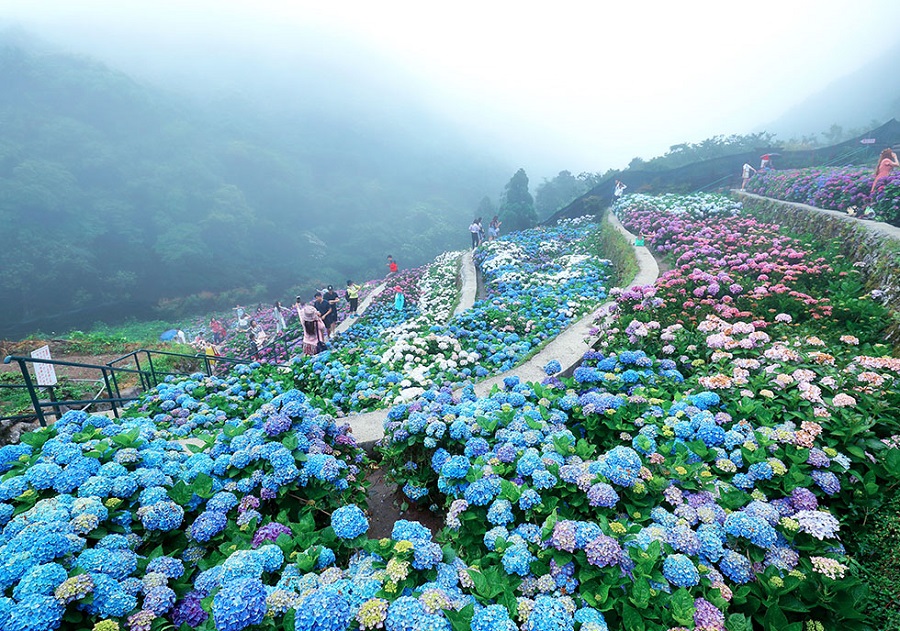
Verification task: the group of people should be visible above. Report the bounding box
[468,216,501,249]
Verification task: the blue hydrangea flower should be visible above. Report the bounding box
[473,604,517,631]
[331,505,369,540]
[501,543,535,577]
[212,578,267,631]
[662,553,700,587]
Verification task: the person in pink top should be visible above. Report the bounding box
[299,303,326,356]
[871,147,899,194]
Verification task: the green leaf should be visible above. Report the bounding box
[168,480,193,505]
[282,433,299,451]
[19,430,50,449]
[725,613,753,631]
[621,604,646,631]
[112,428,140,447]
[671,588,695,626]
[630,577,650,609]
[500,480,523,503]
[191,473,214,499]
[541,509,559,540]
[764,605,789,629]
[467,569,490,598]
[444,604,474,631]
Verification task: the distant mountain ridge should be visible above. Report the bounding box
[764,43,900,139]
[0,29,509,338]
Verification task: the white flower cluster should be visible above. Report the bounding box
[418,251,464,322]
[618,193,742,216]
[379,330,480,387]
[479,241,526,274]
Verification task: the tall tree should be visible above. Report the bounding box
[535,170,584,219]
[499,168,536,233]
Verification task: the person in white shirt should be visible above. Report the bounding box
[741,163,757,191]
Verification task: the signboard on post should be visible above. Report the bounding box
[860,138,876,145]
[31,345,58,386]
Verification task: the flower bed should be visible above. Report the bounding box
[376,194,900,630]
[2,195,897,630]
[291,219,611,413]
[745,167,900,225]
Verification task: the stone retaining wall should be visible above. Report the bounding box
[739,193,900,348]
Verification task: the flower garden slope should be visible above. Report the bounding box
[744,166,900,225]
[291,220,612,414]
[376,193,900,630]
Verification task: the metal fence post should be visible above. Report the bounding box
[17,359,47,427]
[100,368,119,418]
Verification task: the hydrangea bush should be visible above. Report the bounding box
[745,166,900,225]
[1,194,898,630]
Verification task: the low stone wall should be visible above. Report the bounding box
[739,194,900,347]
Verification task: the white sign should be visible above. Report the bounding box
[31,345,58,386]
[860,138,876,145]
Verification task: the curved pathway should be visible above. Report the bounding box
[345,211,660,449]
[453,251,477,318]
[335,282,388,336]
[734,190,900,241]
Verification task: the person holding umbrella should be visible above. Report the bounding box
[759,153,779,170]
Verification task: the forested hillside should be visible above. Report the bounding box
[0,32,507,337]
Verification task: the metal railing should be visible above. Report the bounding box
[2,347,285,428]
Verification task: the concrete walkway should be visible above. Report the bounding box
[345,211,660,449]
[335,282,388,336]
[453,251,477,317]
[735,190,900,241]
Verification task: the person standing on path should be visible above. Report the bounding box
[313,291,332,338]
[488,215,501,241]
[614,180,627,202]
[871,147,899,194]
[346,280,361,316]
[741,163,757,191]
[469,219,481,249]
[299,303,326,356]
[323,285,340,336]
[387,255,399,277]
[273,301,287,335]
[393,286,405,311]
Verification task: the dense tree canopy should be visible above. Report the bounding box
[498,168,537,233]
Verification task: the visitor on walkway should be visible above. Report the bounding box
[387,255,399,277]
[299,303,326,356]
[323,285,340,336]
[273,301,287,335]
[346,280,361,316]
[741,163,757,191]
[210,318,226,344]
[871,147,899,194]
[248,319,267,346]
[246,330,260,359]
[614,180,627,202]
[234,305,250,331]
[393,286,405,311]
[469,219,481,249]
[313,292,332,338]
[488,215,501,241]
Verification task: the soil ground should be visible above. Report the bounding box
[364,466,444,539]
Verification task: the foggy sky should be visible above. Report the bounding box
[2,0,900,180]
